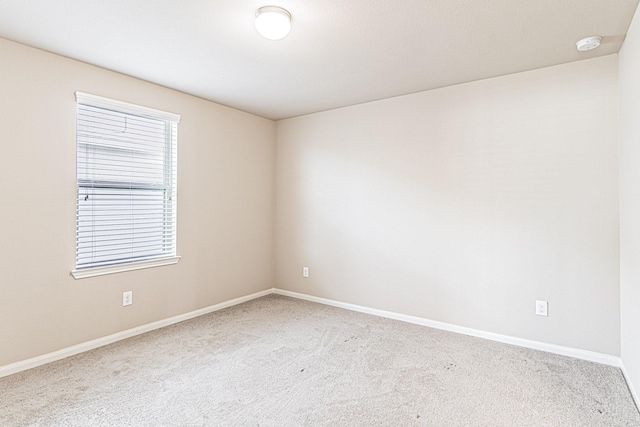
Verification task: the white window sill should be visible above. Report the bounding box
[71,256,181,279]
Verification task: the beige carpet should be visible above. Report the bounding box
[1,294,638,426]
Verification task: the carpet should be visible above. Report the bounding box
[1,294,638,426]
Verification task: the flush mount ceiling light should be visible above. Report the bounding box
[255,6,291,40]
[576,36,602,51]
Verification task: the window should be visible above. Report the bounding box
[72,92,180,279]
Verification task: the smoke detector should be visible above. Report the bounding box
[576,36,602,51]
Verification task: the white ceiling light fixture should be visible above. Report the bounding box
[576,36,602,51]
[255,6,291,40]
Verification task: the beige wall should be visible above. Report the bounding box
[276,55,620,355]
[620,3,640,403]
[0,38,276,366]
[0,33,628,372]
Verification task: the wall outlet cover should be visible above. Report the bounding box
[123,291,133,307]
[536,300,548,317]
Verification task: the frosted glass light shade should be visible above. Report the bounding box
[255,6,291,40]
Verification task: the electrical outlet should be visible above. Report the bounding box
[123,291,133,307]
[302,266,309,278]
[536,300,548,317]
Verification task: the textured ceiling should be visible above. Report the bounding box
[0,0,638,120]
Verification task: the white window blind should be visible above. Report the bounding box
[75,92,180,272]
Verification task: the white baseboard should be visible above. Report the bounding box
[0,289,273,379]
[621,362,640,411]
[273,288,622,368]
[0,287,626,382]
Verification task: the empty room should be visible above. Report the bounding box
[1,0,640,425]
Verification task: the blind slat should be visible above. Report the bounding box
[76,96,178,270]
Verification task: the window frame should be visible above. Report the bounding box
[71,92,181,279]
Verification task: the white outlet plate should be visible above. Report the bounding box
[123,291,133,306]
[536,300,548,317]
[302,267,309,278]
